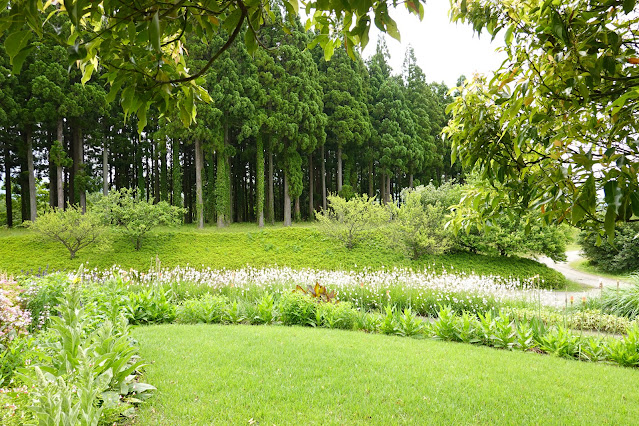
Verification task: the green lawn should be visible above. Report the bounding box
[0,224,566,288]
[131,324,639,425]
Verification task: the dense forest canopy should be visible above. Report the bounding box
[0,7,457,228]
[2,0,638,238]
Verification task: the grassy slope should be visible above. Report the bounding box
[0,224,565,286]
[132,324,639,425]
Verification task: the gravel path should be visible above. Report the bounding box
[536,251,633,307]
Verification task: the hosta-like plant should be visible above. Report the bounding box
[607,325,639,367]
[454,312,481,344]
[124,288,177,325]
[538,326,581,359]
[380,305,398,336]
[395,307,425,338]
[579,337,609,363]
[489,312,516,350]
[432,306,457,341]
[514,322,535,351]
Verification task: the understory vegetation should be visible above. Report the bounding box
[0,224,567,289]
[2,259,639,423]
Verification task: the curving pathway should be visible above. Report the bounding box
[536,251,633,307]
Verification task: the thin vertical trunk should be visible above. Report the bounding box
[409,173,414,189]
[267,144,274,225]
[160,142,168,202]
[256,135,264,227]
[56,119,64,209]
[79,127,86,213]
[71,125,86,212]
[294,196,300,222]
[49,159,56,207]
[386,174,391,203]
[4,143,12,227]
[172,139,182,207]
[184,144,192,223]
[195,138,204,228]
[321,145,326,210]
[69,126,76,206]
[283,173,291,227]
[308,153,314,219]
[381,172,386,204]
[25,127,36,221]
[368,160,373,197]
[153,141,160,203]
[103,136,109,196]
[216,150,227,228]
[337,145,343,192]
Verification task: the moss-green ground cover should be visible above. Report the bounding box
[0,224,565,287]
[131,324,639,425]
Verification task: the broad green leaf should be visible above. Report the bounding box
[630,192,639,217]
[222,8,243,33]
[137,104,148,134]
[385,17,400,41]
[11,46,34,74]
[81,63,94,85]
[287,0,299,14]
[4,30,32,61]
[244,29,257,55]
[149,11,161,52]
[623,0,635,14]
[106,78,126,104]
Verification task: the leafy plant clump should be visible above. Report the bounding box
[26,205,107,259]
[96,188,184,250]
[16,288,155,424]
[389,187,452,259]
[579,222,639,273]
[316,194,389,249]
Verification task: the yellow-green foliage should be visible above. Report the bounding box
[0,225,567,288]
[512,307,637,334]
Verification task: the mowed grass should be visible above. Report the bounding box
[131,324,639,425]
[0,224,566,287]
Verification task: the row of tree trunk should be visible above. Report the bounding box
[3,127,433,227]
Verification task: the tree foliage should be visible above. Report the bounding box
[1,0,424,125]
[96,188,184,250]
[316,194,388,249]
[390,188,452,260]
[27,206,106,259]
[579,222,639,273]
[446,0,639,240]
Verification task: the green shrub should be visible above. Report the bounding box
[123,288,177,325]
[390,188,452,259]
[454,213,569,262]
[21,273,69,331]
[26,206,107,259]
[579,222,639,273]
[316,194,388,249]
[176,294,229,324]
[278,292,317,327]
[317,302,358,330]
[96,188,184,250]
